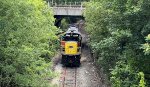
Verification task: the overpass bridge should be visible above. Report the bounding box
[48,1,85,16]
[47,1,86,27]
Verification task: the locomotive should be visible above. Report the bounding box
[60,26,82,66]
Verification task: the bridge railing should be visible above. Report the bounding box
[47,1,85,8]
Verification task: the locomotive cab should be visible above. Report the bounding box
[60,29,82,66]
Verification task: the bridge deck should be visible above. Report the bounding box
[48,1,85,16]
[51,7,85,16]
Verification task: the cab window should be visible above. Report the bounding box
[62,33,81,41]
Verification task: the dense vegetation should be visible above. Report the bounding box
[60,17,83,31]
[84,0,150,86]
[0,0,58,86]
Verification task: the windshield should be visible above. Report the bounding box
[61,33,81,41]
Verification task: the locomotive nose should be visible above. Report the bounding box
[65,41,78,55]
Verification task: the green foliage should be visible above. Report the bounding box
[0,0,58,86]
[84,0,150,86]
[60,18,69,31]
[110,60,139,87]
[138,72,146,87]
[142,34,150,55]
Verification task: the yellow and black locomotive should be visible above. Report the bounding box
[60,26,82,66]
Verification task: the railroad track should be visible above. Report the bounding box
[59,67,77,87]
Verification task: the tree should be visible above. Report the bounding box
[0,0,58,86]
[84,0,150,86]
